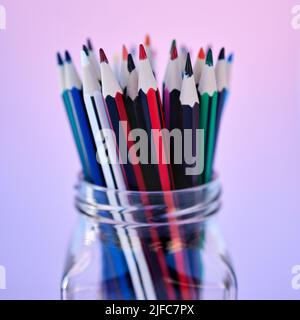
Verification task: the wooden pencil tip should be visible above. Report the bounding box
[206,45,213,54]
[206,49,213,66]
[127,53,135,72]
[184,53,193,77]
[99,48,108,63]
[130,46,136,57]
[181,46,188,55]
[80,50,89,66]
[145,34,151,46]
[218,47,225,60]
[82,45,89,56]
[139,44,147,60]
[170,40,178,60]
[198,47,205,60]
[65,50,72,63]
[87,38,93,51]
[57,52,63,66]
[122,45,128,61]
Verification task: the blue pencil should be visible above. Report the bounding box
[64,51,104,185]
[60,50,136,299]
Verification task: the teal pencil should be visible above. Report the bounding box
[56,52,90,179]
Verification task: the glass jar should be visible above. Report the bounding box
[61,177,237,300]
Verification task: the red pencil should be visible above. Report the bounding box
[101,48,179,300]
[138,44,194,300]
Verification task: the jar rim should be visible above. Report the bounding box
[75,173,222,225]
[76,173,220,196]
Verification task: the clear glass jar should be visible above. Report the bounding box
[61,177,237,300]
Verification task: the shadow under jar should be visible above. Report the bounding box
[61,176,237,300]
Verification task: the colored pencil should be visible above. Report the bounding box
[179,52,201,188]
[144,34,155,72]
[213,48,228,162]
[82,50,156,300]
[193,47,205,86]
[198,49,218,183]
[227,52,234,90]
[119,45,129,91]
[100,48,147,192]
[64,51,104,185]
[86,39,102,83]
[57,53,90,179]
[179,45,188,75]
[125,53,181,299]
[138,44,194,300]
[163,40,182,130]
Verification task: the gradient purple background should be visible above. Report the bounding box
[0,0,299,299]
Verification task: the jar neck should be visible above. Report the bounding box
[75,177,222,226]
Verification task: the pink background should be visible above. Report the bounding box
[0,0,300,299]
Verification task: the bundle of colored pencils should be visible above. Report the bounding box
[57,36,233,300]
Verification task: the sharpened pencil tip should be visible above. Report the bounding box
[145,34,151,46]
[170,39,176,53]
[87,38,93,51]
[198,47,205,60]
[80,50,89,66]
[130,46,136,57]
[122,45,128,61]
[228,53,234,63]
[139,44,147,60]
[65,50,72,63]
[180,45,188,54]
[206,45,212,54]
[83,45,89,56]
[206,49,213,66]
[170,40,178,60]
[127,54,135,72]
[218,47,225,60]
[99,48,108,63]
[184,53,193,77]
[57,52,63,66]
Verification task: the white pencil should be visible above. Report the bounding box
[86,39,102,82]
[119,45,129,90]
[193,47,206,86]
[82,50,156,300]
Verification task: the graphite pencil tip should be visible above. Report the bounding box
[87,38,93,51]
[139,44,147,60]
[127,54,135,72]
[57,52,63,66]
[218,47,225,60]
[206,49,213,66]
[65,50,72,63]
[184,53,193,77]
[198,47,205,60]
[228,53,234,63]
[99,48,109,63]
[145,34,151,46]
[122,45,128,61]
[82,45,89,56]
[170,40,178,60]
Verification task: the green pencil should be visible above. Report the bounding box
[198,49,218,183]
